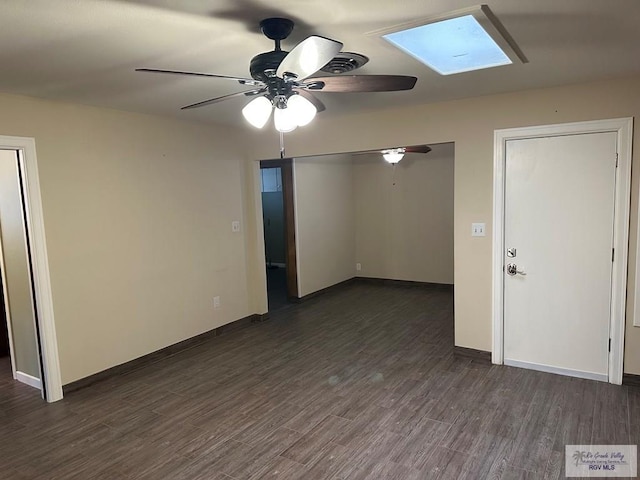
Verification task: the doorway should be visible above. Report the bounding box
[0,137,62,402]
[0,149,43,393]
[492,118,633,385]
[260,159,298,311]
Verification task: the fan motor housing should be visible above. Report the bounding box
[260,18,294,41]
[250,51,289,82]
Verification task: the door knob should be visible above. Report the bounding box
[506,263,527,276]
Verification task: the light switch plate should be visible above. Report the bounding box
[472,223,486,237]
[231,220,241,233]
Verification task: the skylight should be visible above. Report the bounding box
[381,6,526,76]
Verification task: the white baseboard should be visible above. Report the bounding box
[504,359,608,382]
[16,371,42,390]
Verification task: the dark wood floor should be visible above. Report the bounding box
[266,266,289,312]
[1,282,638,479]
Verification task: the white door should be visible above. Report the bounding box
[503,132,618,381]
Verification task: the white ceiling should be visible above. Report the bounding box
[1,0,639,128]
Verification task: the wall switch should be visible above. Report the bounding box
[213,296,221,309]
[356,263,362,271]
[231,220,241,233]
[472,223,486,237]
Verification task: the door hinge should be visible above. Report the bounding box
[609,338,612,352]
[616,152,619,167]
[612,248,615,262]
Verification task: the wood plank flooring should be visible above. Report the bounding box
[266,266,289,312]
[1,282,639,479]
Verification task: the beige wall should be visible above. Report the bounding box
[353,143,454,284]
[0,150,40,378]
[2,74,640,386]
[0,92,249,384]
[247,75,640,374]
[294,154,355,297]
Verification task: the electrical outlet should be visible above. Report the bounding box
[356,263,362,271]
[231,221,241,233]
[213,296,221,309]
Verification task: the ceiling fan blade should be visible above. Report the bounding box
[181,89,266,110]
[305,75,417,93]
[352,144,432,156]
[276,36,343,81]
[294,89,326,113]
[136,68,264,87]
[405,145,432,154]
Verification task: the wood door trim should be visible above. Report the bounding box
[260,159,299,299]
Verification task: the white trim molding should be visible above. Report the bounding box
[0,135,63,402]
[504,360,608,383]
[492,117,633,385]
[16,371,42,390]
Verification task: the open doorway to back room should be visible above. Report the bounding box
[256,143,454,315]
[261,166,287,310]
[260,159,299,311]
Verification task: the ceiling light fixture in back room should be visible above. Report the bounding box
[137,17,418,158]
[353,145,433,183]
[382,148,406,164]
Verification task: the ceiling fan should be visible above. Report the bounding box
[136,17,418,133]
[354,145,432,164]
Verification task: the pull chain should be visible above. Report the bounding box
[279,132,285,159]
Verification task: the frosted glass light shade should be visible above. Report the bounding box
[242,96,272,128]
[274,107,297,133]
[382,148,405,164]
[288,94,317,127]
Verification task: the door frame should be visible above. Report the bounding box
[0,136,63,401]
[260,159,300,300]
[492,117,633,385]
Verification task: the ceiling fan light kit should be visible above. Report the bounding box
[273,104,298,133]
[242,93,317,132]
[286,94,317,127]
[382,148,406,164]
[241,96,272,129]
